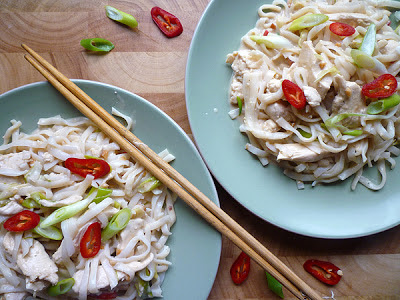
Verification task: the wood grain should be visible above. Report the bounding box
[1,0,400,299]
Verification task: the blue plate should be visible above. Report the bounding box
[0,80,221,299]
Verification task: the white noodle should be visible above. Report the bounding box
[226,0,400,190]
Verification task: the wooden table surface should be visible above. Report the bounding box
[1,0,400,299]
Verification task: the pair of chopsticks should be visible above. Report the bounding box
[22,44,323,300]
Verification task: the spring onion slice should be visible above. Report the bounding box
[297,128,312,138]
[33,218,63,240]
[315,66,339,83]
[47,278,75,296]
[265,272,284,298]
[138,176,161,193]
[40,191,97,228]
[359,24,376,56]
[101,208,132,241]
[237,96,243,115]
[367,94,400,115]
[21,199,41,209]
[105,5,138,28]
[325,112,364,128]
[288,14,328,31]
[88,187,112,204]
[343,129,363,136]
[135,278,153,298]
[80,38,115,52]
[22,192,47,208]
[250,34,292,49]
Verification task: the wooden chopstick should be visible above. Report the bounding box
[22,44,323,300]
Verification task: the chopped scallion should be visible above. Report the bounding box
[88,187,112,204]
[101,208,132,241]
[105,5,138,28]
[343,129,363,136]
[367,94,400,115]
[33,218,63,240]
[250,34,292,49]
[237,96,243,115]
[265,272,284,298]
[80,38,115,52]
[297,128,312,138]
[47,278,75,296]
[325,112,363,128]
[359,24,376,56]
[138,176,161,193]
[288,14,328,31]
[40,193,96,228]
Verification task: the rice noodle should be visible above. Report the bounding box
[0,115,176,299]
[226,0,400,191]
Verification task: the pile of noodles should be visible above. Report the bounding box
[227,0,400,190]
[0,112,176,299]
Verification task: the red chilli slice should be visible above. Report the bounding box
[362,74,398,98]
[329,22,356,36]
[303,259,343,286]
[3,210,40,232]
[282,79,307,109]
[80,222,102,258]
[230,251,251,285]
[151,7,183,38]
[64,158,110,179]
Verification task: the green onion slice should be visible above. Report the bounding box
[40,193,95,228]
[105,5,138,28]
[33,218,63,240]
[325,112,364,128]
[297,128,312,138]
[351,49,375,69]
[138,176,161,193]
[367,94,400,115]
[101,208,132,241]
[47,278,75,296]
[343,129,363,136]
[359,24,376,56]
[288,14,329,31]
[80,38,115,52]
[237,96,243,115]
[88,187,112,204]
[250,34,292,49]
[265,272,284,298]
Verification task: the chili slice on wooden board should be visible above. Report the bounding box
[303,259,343,285]
[230,251,251,284]
[361,73,398,98]
[65,158,110,179]
[3,210,40,232]
[329,22,356,36]
[151,7,183,38]
[282,79,307,109]
[80,222,102,258]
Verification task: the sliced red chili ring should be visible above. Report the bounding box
[151,7,183,38]
[3,210,41,232]
[80,222,102,258]
[65,158,110,179]
[282,79,307,109]
[361,74,397,98]
[91,292,118,299]
[230,251,251,285]
[303,259,342,286]
[329,22,356,36]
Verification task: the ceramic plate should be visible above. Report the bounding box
[0,80,221,299]
[185,0,400,238]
